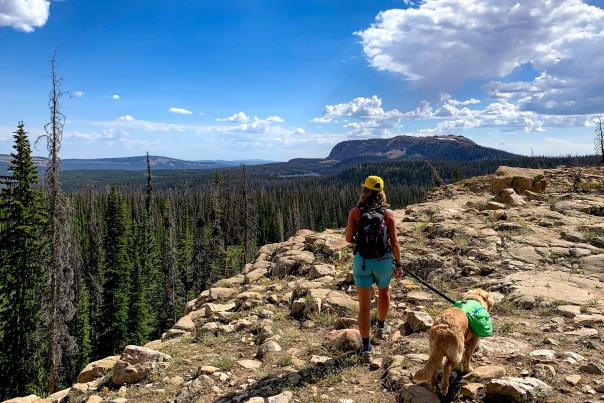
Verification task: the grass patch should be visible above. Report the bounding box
[492,299,519,315]
[581,299,599,314]
[496,319,515,335]
[212,355,235,370]
[278,354,293,367]
[452,234,470,246]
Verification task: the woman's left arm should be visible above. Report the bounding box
[387,210,404,278]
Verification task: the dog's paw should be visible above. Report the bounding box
[439,385,449,396]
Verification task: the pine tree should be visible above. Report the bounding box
[209,172,226,284]
[74,284,92,375]
[98,187,131,355]
[158,199,182,331]
[595,116,604,164]
[0,122,48,399]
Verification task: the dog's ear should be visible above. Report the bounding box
[481,290,494,311]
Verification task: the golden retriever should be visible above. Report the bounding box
[413,288,494,395]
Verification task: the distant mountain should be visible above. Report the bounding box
[0,155,275,173]
[326,135,517,162]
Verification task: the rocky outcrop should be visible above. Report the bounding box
[111,345,171,386]
[491,166,547,194]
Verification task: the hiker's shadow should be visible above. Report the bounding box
[214,353,361,403]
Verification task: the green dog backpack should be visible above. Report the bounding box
[455,299,493,337]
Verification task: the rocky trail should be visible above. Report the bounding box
[6,166,604,403]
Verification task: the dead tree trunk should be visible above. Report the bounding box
[40,53,76,393]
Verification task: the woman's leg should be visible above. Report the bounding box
[377,286,390,321]
[356,287,372,338]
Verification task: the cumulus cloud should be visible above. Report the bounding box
[72,91,85,97]
[357,0,604,115]
[0,0,49,32]
[118,115,135,121]
[217,112,250,123]
[169,107,192,115]
[111,94,120,100]
[403,94,599,133]
[312,96,403,137]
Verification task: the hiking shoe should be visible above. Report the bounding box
[373,322,390,343]
[360,343,373,363]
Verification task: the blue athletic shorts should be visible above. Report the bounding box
[352,253,393,289]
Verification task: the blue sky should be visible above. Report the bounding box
[1,0,603,160]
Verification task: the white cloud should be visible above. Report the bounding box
[111,94,120,100]
[118,115,135,121]
[217,112,250,123]
[73,91,85,97]
[312,96,403,137]
[0,0,49,32]
[295,128,306,135]
[357,0,604,114]
[169,107,192,115]
[403,94,600,133]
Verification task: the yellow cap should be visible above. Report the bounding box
[362,175,385,191]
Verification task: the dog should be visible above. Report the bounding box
[413,288,494,396]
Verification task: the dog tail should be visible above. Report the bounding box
[413,324,453,382]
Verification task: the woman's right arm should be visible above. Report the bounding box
[345,208,358,243]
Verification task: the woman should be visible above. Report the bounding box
[345,175,403,356]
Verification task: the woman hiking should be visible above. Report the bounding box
[345,175,403,357]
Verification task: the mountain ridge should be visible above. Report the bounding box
[326,134,517,162]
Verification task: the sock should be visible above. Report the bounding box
[362,337,370,351]
[377,320,385,329]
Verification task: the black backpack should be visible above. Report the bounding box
[355,206,390,259]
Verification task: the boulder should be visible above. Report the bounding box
[495,188,526,207]
[324,328,362,352]
[334,317,357,330]
[460,383,485,400]
[173,310,206,331]
[76,355,120,383]
[308,264,336,280]
[245,266,269,284]
[202,301,236,315]
[405,311,433,333]
[323,291,358,314]
[485,201,507,210]
[237,359,262,369]
[486,377,552,402]
[208,287,237,301]
[111,345,172,386]
[579,254,604,273]
[491,166,546,194]
[162,328,187,341]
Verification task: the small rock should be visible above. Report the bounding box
[117,386,127,397]
[246,398,265,403]
[334,317,357,330]
[529,349,557,363]
[310,355,335,366]
[532,364,556,380]
[487,377,552,402]
[260,340,282,355]
[86,397,103,403]
[565,374,581,386]
[267,391,293,403]
[369,357,382,370]
[579,362,604,375]
[237,359,262,369]
[324,329,362,352]
[595,382,604,393]
[400,384,440,403]
[405,311,433,333]
[465,365,506,382]
[461,383,485,400]
[198,365,220,374]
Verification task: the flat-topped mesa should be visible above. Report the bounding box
[491,166,547,194]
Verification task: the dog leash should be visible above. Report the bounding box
[394,259,457,305]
